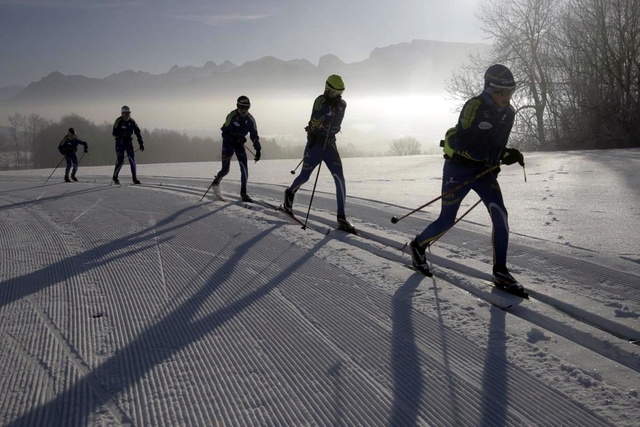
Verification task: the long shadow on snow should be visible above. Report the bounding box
[0,201,223,310]
[0,183,115,212]
[7,226,331,426]
[478,306,509,427]
[388,274,428,426]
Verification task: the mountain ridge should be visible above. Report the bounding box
[4,39,490,103]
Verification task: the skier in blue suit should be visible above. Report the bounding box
[212,95,261,202]
[410,64,526,295]
[58,127,88,182]
[283,74,355,232]
[112,105,144,185]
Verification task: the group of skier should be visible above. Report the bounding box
[57,104,144,185]
[58,64,526,295]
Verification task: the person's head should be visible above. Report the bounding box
[121,105,131,119]
[68,127,76,138]
[236,96,251,116]
[324,74,345,99]
[484,64,516,108]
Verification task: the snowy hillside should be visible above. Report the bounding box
[0,150,639,426]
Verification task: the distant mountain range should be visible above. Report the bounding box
[1,40,490,104]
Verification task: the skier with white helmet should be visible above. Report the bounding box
[112,105,144,185]
[211,95,261,202]
[283,74,355,233]
[409,64,527,297]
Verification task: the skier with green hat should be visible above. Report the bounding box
[283,74,355,233]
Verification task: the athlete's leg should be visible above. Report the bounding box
[213,141,235,183]
[474,173,509,268]
[414,161,471,249]
[323,142,347,215]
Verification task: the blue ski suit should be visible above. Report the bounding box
[112,115,144,180]
[288,93,348,215]
[414,90,515,268]
[214,109,261,194]
[58,134,88,178]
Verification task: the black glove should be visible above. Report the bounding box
[254,149,261,162]
[139,143,145,152]
[501,148,524,166]
[307,133,322,149]
[84,147,88,153]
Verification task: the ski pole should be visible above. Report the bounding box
[391,164,499,224]
[244,146,261,164]
[290,159,303,175]
[430,199,482,246]
[200,180,215,201]
[301,162,322,230]
[44,157,65,184]
[301,116,336,229]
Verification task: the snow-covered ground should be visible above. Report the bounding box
[0,149,639,426]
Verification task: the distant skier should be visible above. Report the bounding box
[283,74,355,233]
[211,95,261,202]
[409,64,527,296]
[112,105,144,185]
[57,127,88,182]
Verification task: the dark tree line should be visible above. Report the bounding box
[3,113,315,170]
[448,0,640,150]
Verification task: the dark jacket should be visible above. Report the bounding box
[112,116,143,143]
[221,110,260,150]
[307,94,346,144]
[58,135,88,156]
[444,91,515,167]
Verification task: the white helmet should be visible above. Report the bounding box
[121,105,131,113]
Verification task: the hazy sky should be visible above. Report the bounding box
[0,0,485,88]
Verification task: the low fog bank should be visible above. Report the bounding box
[0,93,459,155]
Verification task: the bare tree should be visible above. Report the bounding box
[559,0,640,147]
[479,0,561,148]
[8,113,26,169]
[8,113,50,169]
[388,137,422,156]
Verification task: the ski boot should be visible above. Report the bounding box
[132,178,141,185]
[71,174,78,181]
[283,189,294,214]
[64,175,71,182]
[410,240,432,276]
[241,192,253,203]
[493,266,529,298]
[337,214,356,234]
[112,176,120,185]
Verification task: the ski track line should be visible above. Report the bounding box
[150,219,170,308]
[70,198,103,224]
